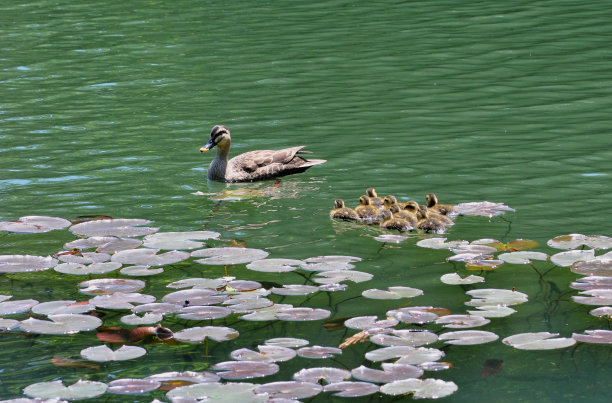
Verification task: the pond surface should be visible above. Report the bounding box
[1,0,611,401]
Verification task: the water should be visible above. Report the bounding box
[1,0,611,401]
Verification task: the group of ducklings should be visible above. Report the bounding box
[330,188,456,233]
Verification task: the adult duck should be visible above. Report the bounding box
[200,125,326,182]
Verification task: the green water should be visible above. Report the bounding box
[1,0,611,401]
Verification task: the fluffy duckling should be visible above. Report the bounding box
[416,206,446,233]
[380,210,413,232]
[330,199,359,221]
[389,204,417,226]
[426,193,455,216]
[365,188,384,208]
[354,196,381,224]
[383,195,400,211]
[407,200,453,226]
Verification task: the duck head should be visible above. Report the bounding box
[200,125,231,152]
[404,201,420,212]
[359,195,371,206]
[334,199,346,209]
[426,193,438,208]
[381,210,393,221]
[383,195,397,208]
[366,188,379,198]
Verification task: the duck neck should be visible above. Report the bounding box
[208,143,230,180]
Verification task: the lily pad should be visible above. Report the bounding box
[81,345,147,362]
[90,292,156,309]
[344,316,399,330]
[589,306,612,318]
[239,304,294,321]
[313,270,373,284]
[270,284,320,296]
[31,300,94,316]
[192,247,269,265]
[498,251,548,265]
[300,255,361,271]
[467,305,517,317]
[416,238,469,250]
[107,378,161,395]
[253,381,322,399]
[121,312,164,325]
[24,380,107,400]
[380,378,458,399]
[370,329,438,347]
[440,273,485,285]
[502,332,576,350]
[547,234,612,250]
[212,361,279,380]
[146,370,220,385]
[246,258,304,273]
[173,326,239,343]
[163,288,227,306]
[435,314,491,329]
[453,201,515,217]
[166,382,264,401]
[230,345,297,363]
[571,260,612,277]
[132,302,182,314]
[362,286,423,300]
[142,230,221,250]
[112,248,190,266]
[465,288,528,306]
[264,337,309,348]
[550,249,595,267]
[387,307,439,324]
[294,367,351,384]
[79,278,146,295]
[65,236,143,253]
[276,307,331,321]
[572,289,612,305]
[296,345,342,359]
[485,239,539,252]
[572,329,612,344]
[167,277,228,289]
[120,265,164,276]
[438,330,499,345]
[20,314,102,334]
[0,255,57,273]
[0,299,39,315]
[178,306,233,320]
[58,251,111,264]
[70,218,159,237]
[0,318,19,330]
[54,262,122,275]
[0,216,71,233]
[324,381,379,397]
[351,363,424,383]
[366,346,445,364]
[374,234,407,243]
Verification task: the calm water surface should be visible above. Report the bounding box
[1,1,611,401]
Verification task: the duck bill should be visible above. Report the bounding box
[200,138,216,152]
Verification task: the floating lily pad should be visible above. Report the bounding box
[226,280,262,292]
[264,337,309,348]
[90,292,156,309]
[212,361,279,380]
[270,284,319,296]
[239,304,294,321]
[231,345,297,363]
[465,288,528,306]
[24,380,107,400]
[121,312,164,325]
[31,300,94,316]
[300,255,361,271]
[453,201,515,217]
[225,297,274,313]
[467,305,517,318]
[65,236,143,253]
[112,248,189,266]
[319,283,348,292]
[571,260,612,277]
[498,251,548,265]
[440,273,485,285]
[253,381,321,399]
[0,299,39,315]
[167,277,228,289]
[163,288,227,306]
[0,318,19,330]
[589,306,612,318]
[166,382,264,401]
[366,346,444,364]
[435,314,491,329]
[570,276,612,290]
[344,316,399,330]
[418,361,452,371]
[465,258,504,270]
[485,239,539,252]
[0,216,71,233]
[380,378,458,399]
[120,265,164,276]
[351,363,423,383]
[79,278,145,295]
[294,367,351,384]
[502,332,576,350]
[20,314,102,334]
[246,258,304,273]
[178,306,232,320]
[192,247,269,265]
[572,289,612,305]
[81,345,147,362]
[551,249,595,267]
[296,345,342,359]
[572,330,612,344]
[142,230,221,250]
[370,329,438,347]
[70,218,159,237]
[451,244,498,255]
[387,307,439,324]
[438,330,499,345]
[374,234,407,243]
[54,261,122,275]
[324,381,379,397]
[173,326,239,343]
[313,270,373,284]
[0,255,57,273]
[132,302,182,314]
[107,378,161,395]
[416,238,469,250]
[362,286,423,300]
[146,370,220,385]
[276,307,331,321]
[547,234,612,250]
[58,251,111,264]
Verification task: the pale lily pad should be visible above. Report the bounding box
[0,299,39,315]
[270,284,320,296]
[324,381,379,397]
[572,330,612,344]
[0,318,19,330]
[264,337,309,348]
[451,244,498,255]
[498,251,548,264]
[24,380,107,400]
[440,273,485,285]
[163,288,227,306]
[90,292,156,309]
[253,381,322,399]
[467,305,517,318]
[366,346,444,364]
[502,332,576,350]
[418,361,452,371]
[246,258,304,273]
[319,283,348,292]
[438,330,499,345]
[142,230,220,250]
[120,265,164,276]
[0,255,57,273]
[435,314,491,328]
[230,345,297,362]
[31,300,94,316]
[112,248,190,266]
[572,289,612,305]
[276,307,331,321]
[570,276,612,290]
[81,345,147,361]
[225,297,274,313]
[167,277,228,289]
[550,249,595,267]
[344,316,399,330]
[571,260,612,277]
[0,216,71,233]
[454,201,515,217]
[146,370,220,385]
[465,258,504,270]
[58,251,111,264]
[192,247,269,265]
[416,238,469,250]
[178,306,233,320]
[70,218,159,237]
[226,280,262,292]
[362,286,423,300]
[484,239,539,252]
[380,378,458,399]
[65,236,143,253]
[121,312,164,325]
[370,330,438,347]
[166,382,264,401]
[296,345,342,359]
[173,326,239,343]
[351,363,423,383]
[313,270,373,284]
[304,255,362,264]
[589,306,612,318]
[0,295,11,303]
[212,361,279,379]
[54,262,122,275]
[240,304,294,321]
[132,302,182,314]
[20,314,102,334]
[107,378,161,395]
[79,278,145,295]
[547,234,612,250]
[387,307,439,324]
[374,234,407,243]
[294,367,351,383]
[300,255,361,271]
[465,288,528,306]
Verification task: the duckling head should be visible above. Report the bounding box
[383,195,397,208]
[389,204,401,213]
[201,125,231,152]
[404,201,420,212]
[366,188,379,198]
[426,193,438,208]
[359,195,371,206]
[381,210,393,221]
[417,205,429,219]
[334,199,346,209]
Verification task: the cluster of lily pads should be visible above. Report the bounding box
[1,212,611,401]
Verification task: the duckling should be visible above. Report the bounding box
[354,196,382,224]
[200,125,326,182]
[416,206,446,233]
[380,210,413,232]
[407,200,453,226]
[389,204,417,226]
[365,188,384,208]
[383,195,400,211]
[426,193,455,216]
[404,200,421,214]
[330,199,359,221]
